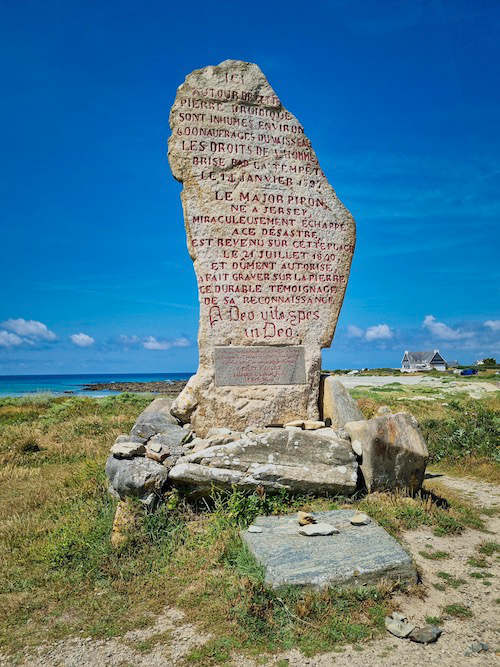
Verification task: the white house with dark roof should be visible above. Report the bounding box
[401,350,447,372]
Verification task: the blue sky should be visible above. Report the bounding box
[1,0,499,373]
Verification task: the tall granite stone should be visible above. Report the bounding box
[168,60,356,436]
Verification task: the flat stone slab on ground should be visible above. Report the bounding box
[241,509,416,589]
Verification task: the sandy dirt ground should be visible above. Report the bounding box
[337,375,499,400]
[8,471,498,667]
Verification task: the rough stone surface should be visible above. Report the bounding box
[145,439,170,463]
[385,615,415,638]
[168,428,358,495]
[205,427,242,447]
[168,60,356,436]
[110,441,146,459]
[320,376,364,427]
[350,512,371,526]
[298,522,339,536]
[147,431,185,468]
[114,433,143,444]
[344,412,429,493]
[241,510,417,589]
[409,625,443,644]
[110,500,139,548]
[130,397,179,441]
[297,511,315,525]
[105,455,169,508]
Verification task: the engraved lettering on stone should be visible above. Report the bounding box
[168,60,356,436]
[214,346,306,386]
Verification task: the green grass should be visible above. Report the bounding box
[442,603,473,619]
[418,550,450,560]
[478,541,500,556]
[436,572,466,588]
[419,399,499,465]
[425,615,442,625]
[467,556,489,568]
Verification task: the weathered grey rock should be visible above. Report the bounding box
[344,412,429,493]
[205,428,242,447]
[464,641,488,656]
[168,60,356,436]
[145,439,170,463]
[190,437,210,453]
[114,433,143,444]
[298,522,339,536]
[409,625,442,644]
[147,429,186,468]
[169,462,242,492]
[242,510,417,589]
[105,455,169,508]
[376,405,392,416]
[392,612,408,622]
[130,397,179,441]
[350,512,371,526]
[110,441,145,459]
[169,428,358,496]
[206,427,233,438]
[385,614,415,638]
[320,377,364,428]
[247,526,263,534]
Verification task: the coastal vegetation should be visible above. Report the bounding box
[0,385,498,661]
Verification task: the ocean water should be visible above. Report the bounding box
[0,373,193,397]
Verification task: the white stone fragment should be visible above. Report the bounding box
[110,441,145,459]
[350,512,371,526]
[247,526,263,533]
[299,522,339,536]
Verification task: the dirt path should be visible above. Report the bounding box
[338,374,499,399]
[9,474,499,667]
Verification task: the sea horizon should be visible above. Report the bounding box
[0,372,194,397]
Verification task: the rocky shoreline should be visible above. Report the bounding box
[82,380,188,394]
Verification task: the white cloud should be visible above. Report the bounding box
[365,324,394,341]
[172,336,190,348]
[0,330,24,347]
[119,335,140,345]
[143,336,170,350]
[484,320,500,332]
[423,315,472,340]
[1,318,56,341]
[143,336,191,351]
[70,333,95,347]
[347,325,364,338]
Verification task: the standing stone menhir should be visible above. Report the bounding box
[168,60,356,436]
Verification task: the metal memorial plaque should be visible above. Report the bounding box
[214,346,306,386]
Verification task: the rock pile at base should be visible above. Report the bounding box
[105,387,429,506]
[169,427,357,496]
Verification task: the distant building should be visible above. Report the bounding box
[401,350,447,372]
[447,360,459,368]
[476,359,485,365]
